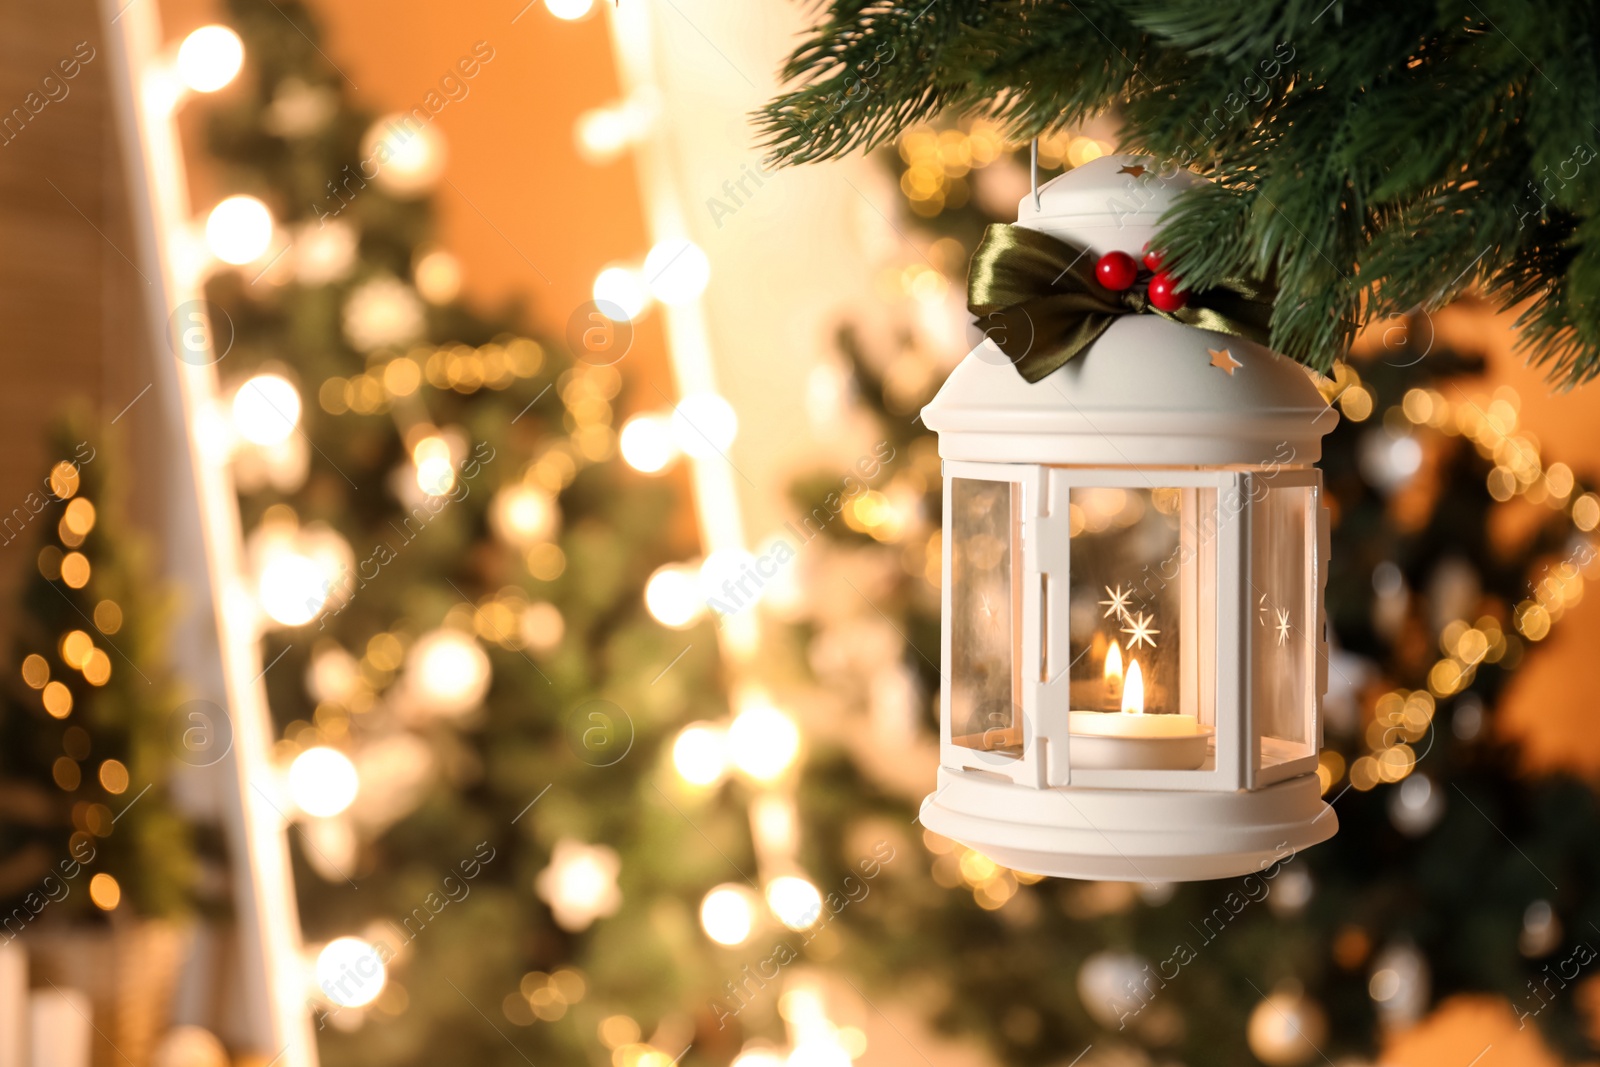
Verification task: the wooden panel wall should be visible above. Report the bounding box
[0,0,160,651]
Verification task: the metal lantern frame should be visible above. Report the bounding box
[918,156,1341,882]
[937,461,1329,793]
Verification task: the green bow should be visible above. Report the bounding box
[966,224,1278,383]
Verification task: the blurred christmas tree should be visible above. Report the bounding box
[779,125,1600,1066]
[195,2,811,1065]
[0,418,194,927]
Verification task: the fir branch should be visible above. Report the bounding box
[761,0,1600,387]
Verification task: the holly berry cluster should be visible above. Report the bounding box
[1093,247,1188,312]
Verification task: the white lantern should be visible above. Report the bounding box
[918,157,1338,881]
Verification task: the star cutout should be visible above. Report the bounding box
[1258,592,1271,626]
[1099,583,1134,621]
[1118,163,1147,177]
[1121,611,1160,651]
[1209,347,1243,375]
[1274,608,1293,647]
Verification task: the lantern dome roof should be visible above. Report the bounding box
[923,156,1337,467]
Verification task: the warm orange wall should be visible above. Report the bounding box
[297,0,647,339]
[160,0,666,368]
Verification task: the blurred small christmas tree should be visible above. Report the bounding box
[0,418,194,928]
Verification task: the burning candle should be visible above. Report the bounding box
[1068,657,1209,768]
[1103,640,1124,710]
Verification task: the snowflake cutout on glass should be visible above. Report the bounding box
[1121,610,1160,651]
[1100,583,1134,622]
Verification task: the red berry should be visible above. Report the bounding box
[1142,246,1165,272]
[1095,251,1138,291]
[1147,271,1189,311]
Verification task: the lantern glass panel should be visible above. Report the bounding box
[949,477,1022,756]
[1068,486,1214,729]
[1251,482,1314,767]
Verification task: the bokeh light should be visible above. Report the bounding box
[575,95,657,164]
[699,549,759,608]
[728,701,800,782]
[671,393,737,458]
[89,873,121,911]
[233,374,301,446]
[644,565,703,629]
[643,239,710,306]
[700,884,756,946]
[593,266,649,321]
[765,875,823,930]
[490,484,557,546]
[730,1052,786,1067]
[405,629,491,716]
[672,723,728,787]
[619,414,677,474]
[362,116,447,197]
[545,0,595,18]
[258,549,329,627]
[176,25,244,93]
[414,248,463,304]
[316,937,387,1008]
[412,434,456,497]
[289,746,359,818]
[206,195,273,265]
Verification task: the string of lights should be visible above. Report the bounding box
[589,4,858,1063]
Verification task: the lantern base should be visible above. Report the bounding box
[919,767,1337,882]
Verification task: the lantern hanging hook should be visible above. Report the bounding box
[1030,137,1040,210]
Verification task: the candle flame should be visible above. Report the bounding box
[1103,640,1123,684]
[1121,658,1145,715]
